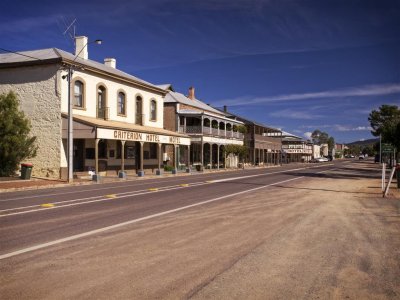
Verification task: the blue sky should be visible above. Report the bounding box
[1,0,399,143]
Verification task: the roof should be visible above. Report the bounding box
[281,131,312,143]
[0,48,165,94]
[164,90,225,115]
[62,113,189,138]
[219,109,282,133]
[157,84,174,91]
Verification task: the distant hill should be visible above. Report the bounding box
[346,138,379,146]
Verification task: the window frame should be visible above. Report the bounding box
[135,94,143,125]
[150,99,157,121]
[72,78,86,109]
[117,90,127,116]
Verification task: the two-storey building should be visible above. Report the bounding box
[281,131,313,163]
[0,36,190,179]
[162,86,244,169]
[220,107,282,166]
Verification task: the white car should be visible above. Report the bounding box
[316,157,329,162]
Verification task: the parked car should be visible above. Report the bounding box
[316,157,329,162]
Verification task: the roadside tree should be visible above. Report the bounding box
[0,91,37,176]
[368,105,400,157]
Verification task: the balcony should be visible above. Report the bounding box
[135,114,142,126]
[97,107,110,120]
[179,125,243,139]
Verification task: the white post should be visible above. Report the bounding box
[383,167,396,197]
[379,134,382,165]
[67,67,73,183]
[382,163,386,191]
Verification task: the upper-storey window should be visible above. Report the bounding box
[117,92,126,116]
[74,80,84,108]
[150,100,157,121]
[135,95,142,125]
[97,85,107,119]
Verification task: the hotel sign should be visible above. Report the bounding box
[97,128,190,145]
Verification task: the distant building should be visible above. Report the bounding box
[312,144,321,159]
[320,143,329,157]
[281,132,313,163]
[219,107,282,166]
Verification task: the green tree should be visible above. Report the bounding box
[0,91,37,176]
[224,144,248,166]
[327,136,335,151]
[368,104,400,154]
[237,125,248,134]
[311,129,329,145]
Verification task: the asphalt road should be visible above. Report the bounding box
[0,162,336,258]
[2,159,399,299]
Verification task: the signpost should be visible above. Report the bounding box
[381,143,394,153]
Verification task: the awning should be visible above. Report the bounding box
[62,114,191,146]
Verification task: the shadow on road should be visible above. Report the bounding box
[272,184,381,195]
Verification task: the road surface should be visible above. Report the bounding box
[1,160,399,299]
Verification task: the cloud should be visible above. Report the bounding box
[299,124,372,132]
[269,108,321,120]
[304,131,312,139]
[334,125,373,132]
[0,16,59,34]
[213,83,400,106]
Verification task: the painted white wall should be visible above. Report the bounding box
[60,69,164,129]
[313,145,321,158]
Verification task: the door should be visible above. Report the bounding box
[73,139,84,171]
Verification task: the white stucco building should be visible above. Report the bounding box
[0,36,190,179]
[281,131,313,163]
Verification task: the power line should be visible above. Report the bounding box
[0,48,42,61]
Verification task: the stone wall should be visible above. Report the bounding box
[163,104,177,131]
[0,64,62,178]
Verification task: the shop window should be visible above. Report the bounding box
[86,148,95,159]
[98,140,107,159]
[149,143,157,159]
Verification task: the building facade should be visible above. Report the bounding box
[0,36,190,179]
[281,132,313,163]
[221,107,282,166]
[162,86,244,169]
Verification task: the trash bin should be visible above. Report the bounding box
[396,164,400,189]
[21,163,33,180]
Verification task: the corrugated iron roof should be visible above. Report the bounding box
[0,48,164,93]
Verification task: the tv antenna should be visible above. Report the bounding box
[63,18,77,41]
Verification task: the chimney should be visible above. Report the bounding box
[104,58,116,68]
[188,86,195,100]
[223,105,227,112]
[75,36,88,60]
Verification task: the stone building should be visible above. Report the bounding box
[220,107,282,166]
[0,36,190,179]
[161,85,244,169]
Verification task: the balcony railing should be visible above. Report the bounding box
[179,126,243,139]
[135,114,142,126]
[97,107,110,120]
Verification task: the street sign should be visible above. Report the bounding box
[381,143,394,153]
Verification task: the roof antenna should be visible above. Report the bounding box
[61,17,77,50]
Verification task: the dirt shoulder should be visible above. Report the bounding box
[1,161,399,299]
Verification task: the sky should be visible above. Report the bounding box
[1,0,399,143]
